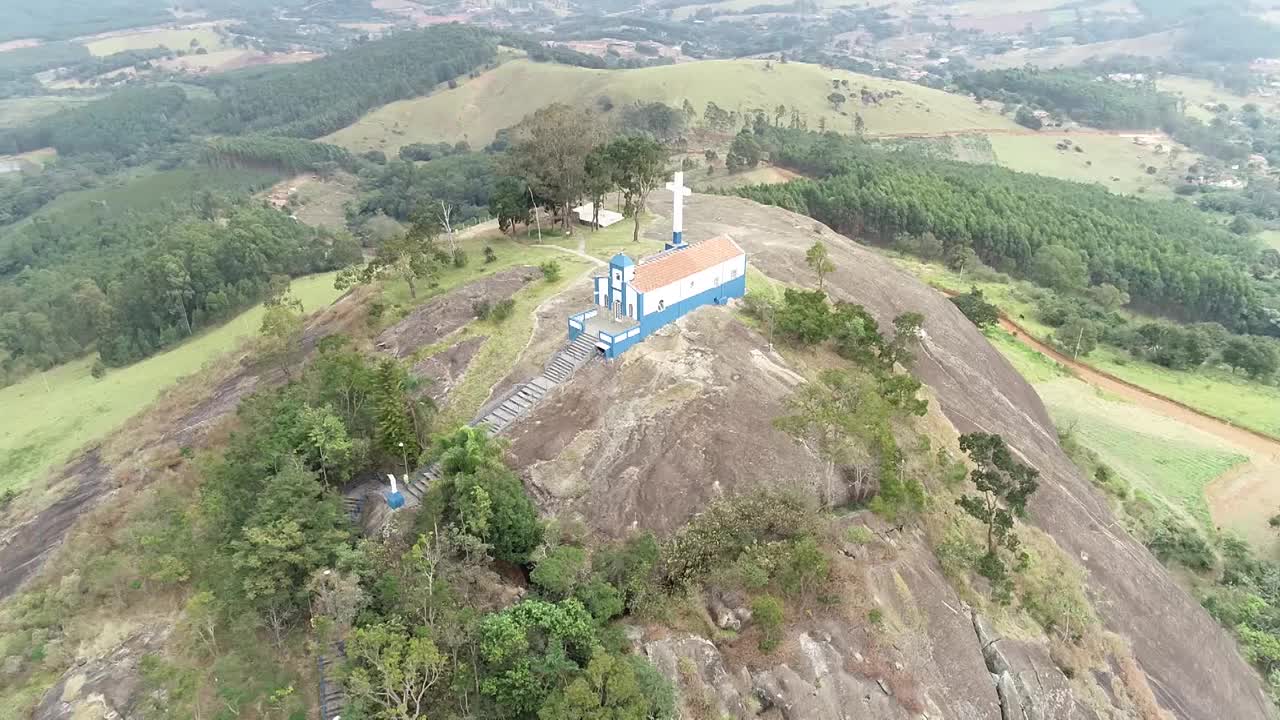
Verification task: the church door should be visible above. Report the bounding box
[628,303,634,319]
[614,299,621,319]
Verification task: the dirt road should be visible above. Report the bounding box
[998,316,1280,544]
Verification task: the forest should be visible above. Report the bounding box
[955,69,1179,130]
[0,202,360,378]
[733,129,1276,336]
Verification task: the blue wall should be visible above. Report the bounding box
[638,274,746,337]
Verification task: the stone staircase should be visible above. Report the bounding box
[342,334,599,519]
[475,333,598,435]
[318,640,346,720]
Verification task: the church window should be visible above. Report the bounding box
[657,299,665,311]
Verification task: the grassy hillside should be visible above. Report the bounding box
[323,58,1024,153]
[0,273,343,501]
[989,132,1196,197]
[1157,75,1280,122]
[977,30,1182,69]
[0,95,100,130]
[83,26,225,56]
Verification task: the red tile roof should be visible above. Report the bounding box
[631,235,744,293]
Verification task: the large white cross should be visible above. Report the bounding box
[665,171,692,245]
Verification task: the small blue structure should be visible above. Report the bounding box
[385,474,405,509]
[568,172,747,358]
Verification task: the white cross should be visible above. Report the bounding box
[665,171,692,243]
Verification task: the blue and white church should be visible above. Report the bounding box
[568,171,747,358]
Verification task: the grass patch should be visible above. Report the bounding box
[1038,378,1247,528]
[1157,74,1280,122]
[1258,229,1280,251]
[84,27,224,56]
[986,327,1069,384]
[988,132,1195,198]
[323,57,1023,153]
[0,95,100,129]
[0,273,343,497]
[435,257,592,427]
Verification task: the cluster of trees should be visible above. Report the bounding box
[203,25,497,138]
[204,135,355,174]
[1032,288,1280,379]
[956,68,1179,130]
[398,141,471,163]
[487,104,669,242]
[2,85,193,160]
[357,153,498,226]
[733,128,1275,336]
[0,204,359,378]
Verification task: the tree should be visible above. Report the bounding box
[854,113,866,136]
[1029,244,1089,292]
[299,403,359,484]
[1014,106,1043,130]
[805,240,835,290]
[531,545,588,600]
[827,92,846,110]
[537,650,674,720]
[1223,337,1279,379]
[430,425,506,477]
[338,209,447,299]
[1087,283,1130,312]
[1055,317,1098,358]
[604,136,667,243]
[950,287,998,329]
[726,131,761,171]
[259,289,304,377]
[774,289,835,345]
[583,146,616,231]
[491,176,534,235]
[510,104,603,233]
[345,620,448,720]
[956,433,1039,560]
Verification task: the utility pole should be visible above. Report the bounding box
[528,185,542,243]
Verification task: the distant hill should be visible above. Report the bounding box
[322,57,1025,152]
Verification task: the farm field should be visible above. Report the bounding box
[83,25,225,56]
[0,95,99,129]
[0,147,57,173]
[976,30,1181,69]
[323,58,1025,153]
[1157,75,1280,122]
[1036,377,1248,528]
[261,172,359,231]
[0,273,343,502]
[988,132,1194,197]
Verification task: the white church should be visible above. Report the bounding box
[568,172,747,358]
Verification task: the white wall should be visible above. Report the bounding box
[641,255,745,316]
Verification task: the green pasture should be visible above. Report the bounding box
[0,273,342,500]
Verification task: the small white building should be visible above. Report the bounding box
[573,203,625,228]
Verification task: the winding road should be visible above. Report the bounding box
[997,315,1280,544]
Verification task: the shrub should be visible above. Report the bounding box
[452,249,468,268]
[845,525,875,545]
[90,359,107,379]
[491,298,515,322]
[484,246,498,264]
[540,260,562,282]
[950,287,999,329]
[473,300,492,320]
[751,595,784,652]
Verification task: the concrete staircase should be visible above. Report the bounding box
[318,640,346,720]
[342,334,599,519]
[475,333,597,435]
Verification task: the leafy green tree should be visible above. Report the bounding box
[1054,317,1099,358]
[1014,106,1043,130]
[537,650,674,720]
[299,404,360,485]
[374,358,423,462]
[805,240,835,290]
[882,312,925,368]
[956,433,1039,560]
[345,620,448,720]
[950,287,998,329]
[532,546,588,600]
[431,425,506,477]
[751,595,784,652]
[1030,244,1089,292]
[511,104,604,233]
[726,131,761,171]
[491,176,534,235]
[478,599,598,718]
[774,289,834,345]
[1223,337,1279,379]
[603,135,667,243]
[338,209,447,299]
[259,290,305,378]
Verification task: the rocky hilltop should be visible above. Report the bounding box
[27,195,1271,720]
